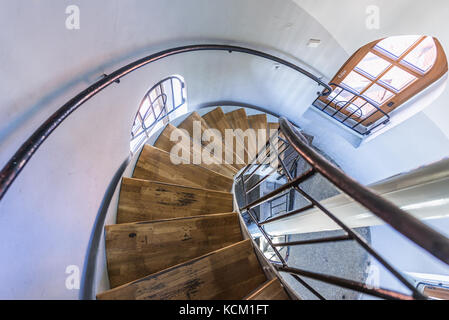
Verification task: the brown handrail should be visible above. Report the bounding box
[279,117,449,266]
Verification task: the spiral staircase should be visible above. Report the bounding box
[96,107,291,300]
[2,44,448,300]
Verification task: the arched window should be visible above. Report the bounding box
[314,35,448,135]
[130,75,187,153]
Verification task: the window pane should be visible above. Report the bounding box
[143,111,155,129]
[132,118,142,136]
[328,87,355,103]
[375,35,421,58]
[344,101,363,118]
[363,84,394,105]
[403,36,437,73]
[379,66,417,91]
[130,134,146,153]
[139,97,151,118]
[355,52,391,78]
[351,98,377,118]
[172,79,184,107]
[153,101,162,118]
[342,71,371,93]
[149,89,158,103]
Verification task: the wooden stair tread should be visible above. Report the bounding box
[117,177,234,224]
[267,122,279,131]
[133,145,233,192]
[225,109,255,162]
[245,278,290,300]
[177,111,209,139]
[225,109,250,132]
[267,122,282,151]
[154,124,236,178]
[101,109,285,300]
[248,114,268,156]
[248,114,267,131]
[202,108,246,167]
[106,212,242,288]
[177,112,239,173]
[97,239,266,300]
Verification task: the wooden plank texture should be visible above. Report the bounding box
[133,145,233,192]
[97,239,266,300]
[248,114,268,156]
[154,124,236,178]
[202,108,246,167]
[177,112,239,173]
[117,178,234,224]
[106,212,242,288]
[267,122,282,152]
[225,109,255,163]
[248,114,267,131]
[267,122,279,133]
[245,278,290,300]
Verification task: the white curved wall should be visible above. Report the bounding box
[1,0,449,299]
[0,0,346,299]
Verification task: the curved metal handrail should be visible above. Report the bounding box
[279,117,449,266]
[0,44,332,201]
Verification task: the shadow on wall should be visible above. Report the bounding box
[79,157,130,300]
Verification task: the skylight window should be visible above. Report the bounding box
[342,71,371,93]
[328,87,354,103]
[337,35,439,109]
[379,66,417,91]
[403,36,437,72]
[318,35,446,133]
[375,35,421,58]
[355,52,391,78]
[352,98,376,117]
[363,84,394,105]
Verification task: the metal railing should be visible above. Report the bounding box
[237,117,449,300]
[0,44,331,202]
[312,83,390,135]
[263,235,290,264]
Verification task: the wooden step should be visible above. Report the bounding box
[268,122,280,142]
[248,114,267,132]
[267,122,282,153]
[177,112,239,173]
[268,122,279,131]
[106,212,242,288]
[248,114,268,159]
[177,111,210,140]
[202,108,246,167]
[245,278,290,300]
[117,178,234,224]
[154,124,236,178]
[133,145,233,192]
[97,239,266,300]
[225,109,255,162]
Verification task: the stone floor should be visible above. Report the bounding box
[280,228,371,300]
